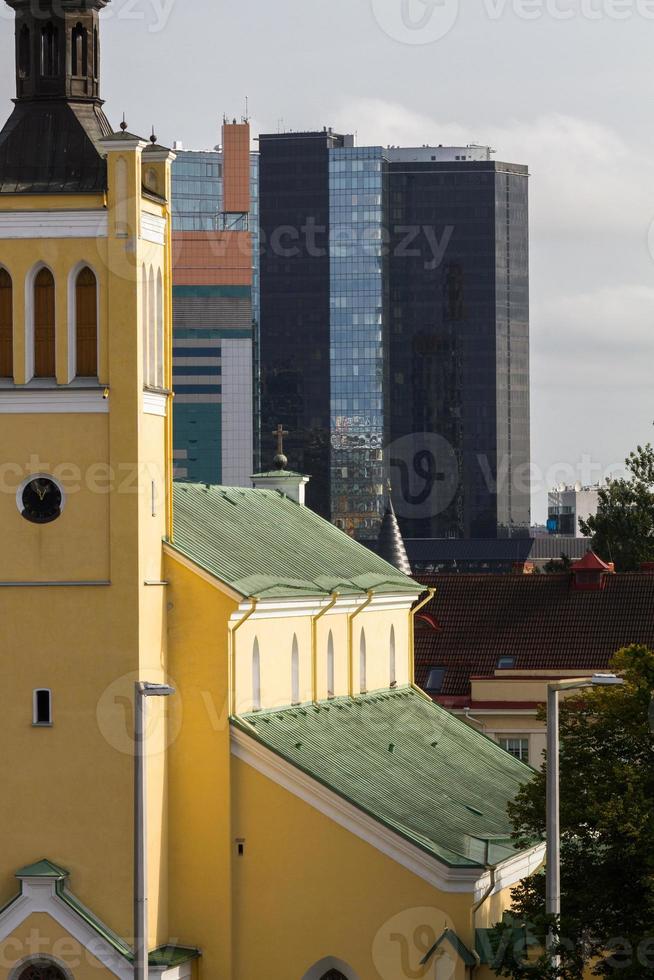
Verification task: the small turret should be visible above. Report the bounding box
[376,485,412,576]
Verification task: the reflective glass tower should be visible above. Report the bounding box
[258,134,530,540]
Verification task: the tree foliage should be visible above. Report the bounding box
[580,443,654,571]
[489,645,654,978]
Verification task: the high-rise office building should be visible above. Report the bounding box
[171,120,258,486]
[259,133,530,540]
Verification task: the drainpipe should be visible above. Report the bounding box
[311,592,339,704]
[229,598,258,717]
[464,707,487,735]
[348,590,374,697]
[409,588,435,692]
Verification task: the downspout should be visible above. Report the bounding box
[348,590,374,697]
[229,598,258,717]
[470,840,501,975]
[311,592,339,704]
[464,707,487,735]
[409,588,436,694]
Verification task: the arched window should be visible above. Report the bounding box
[327,630,335,699]
[320,973,348,980]
[389,625,396,688]
[291,634,299,705]
[359,629,367,694]
[16,961,67,980]
[75,266,97,377]
[252,638,261,711]
[0,269,12,379]
[18,25,31,78]
[156,268,164,388]
[71,22,87,77]
[34,268,55,378]
[40,23,59,76]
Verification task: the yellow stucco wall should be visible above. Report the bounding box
[231,755,517,980]
[0,141,174,953]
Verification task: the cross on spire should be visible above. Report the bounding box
[273,424,289,457]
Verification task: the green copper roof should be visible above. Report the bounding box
[235,688,533,869]
[170,483,422,599]
[16,859,69,879]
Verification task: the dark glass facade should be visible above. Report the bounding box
[388,159,530,538]
[259,135,530,540]
[259,131,344,519]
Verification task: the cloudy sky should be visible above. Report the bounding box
[1,0,652,521]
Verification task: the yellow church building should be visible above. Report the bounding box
[0,3,544,978]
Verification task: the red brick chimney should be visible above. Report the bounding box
[571,551,615,592]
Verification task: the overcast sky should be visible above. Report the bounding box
[1,0,653,522]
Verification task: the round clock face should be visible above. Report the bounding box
[19,476,63,525]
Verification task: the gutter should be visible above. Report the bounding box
[409,588,435,688]
[228,598,258,716]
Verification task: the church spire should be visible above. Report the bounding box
[376,485,412,576]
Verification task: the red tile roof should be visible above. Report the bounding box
[415,571,654,698]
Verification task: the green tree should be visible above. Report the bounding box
[488,645,654,978]
[580,443,654,571]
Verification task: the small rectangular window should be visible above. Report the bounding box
[497,656,516,669]
[499,737,529,763]
[425,667,445,693]
[33,689,52,726]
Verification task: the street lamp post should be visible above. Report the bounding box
[134,681,175,980]
[545,673,624,971]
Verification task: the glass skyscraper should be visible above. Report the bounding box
[258,134,530,540]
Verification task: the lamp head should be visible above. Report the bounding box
[590,673,624,687]
[139,682,176,697]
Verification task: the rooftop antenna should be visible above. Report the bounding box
[244,95,249,122]
[120,113,127,132]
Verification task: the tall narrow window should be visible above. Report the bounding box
[142,264,148,381]
[75,266,97,377]
[34,268,55,378]
[291,635,299,705]
[156,268,164,388]
[93,28,98,79]
[0,270,12,379]
[390,625,396,688]
[327,630,335,699]
[147,266,155,386]
[33,689,52,726]
[18,25,31,78]
[359,629,367,694]
[40,23,58,76]
[252,638,261,711]
[71,22,87,76]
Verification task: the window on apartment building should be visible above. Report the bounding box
[499,737,529,763]
[425,667,446,694]
[497,656,516,669]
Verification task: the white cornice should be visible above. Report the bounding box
[143,390,168,416]
[231,726,544,896]
[240,594,417,620]
[0,211,108,239]
[0,388,109,414]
